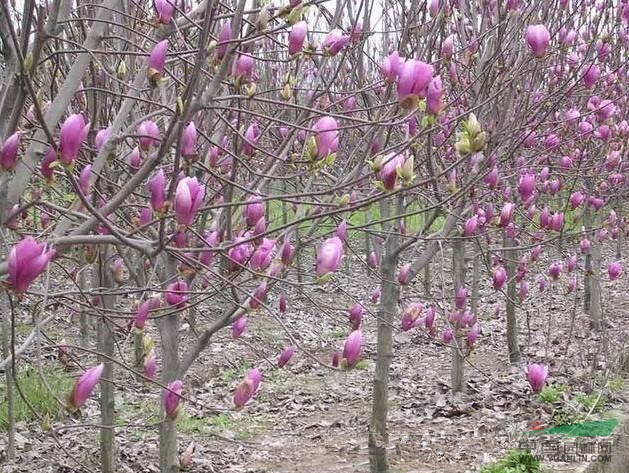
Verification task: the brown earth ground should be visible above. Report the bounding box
[1,240,628,473]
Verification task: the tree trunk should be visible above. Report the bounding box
[470,252,480,315]
[369,200,400,473]
[586,242,602,331]
[504,235,520,364]
[158,256,181,473]
[1,293,15,461]
[95,247,116,473]
[451,240,466,394]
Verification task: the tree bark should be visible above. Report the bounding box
[369,198,400,473]
[157,256,181,473]
[1,293,15,461]
[504,235,520,364]
[451,239,466,394]
[95,247,116,473]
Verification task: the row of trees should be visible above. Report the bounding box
[0,0,627,471]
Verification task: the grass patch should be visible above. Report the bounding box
[480,449,543,473]
[0,365,71,429]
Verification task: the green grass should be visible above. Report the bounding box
[480,449,543,473]
[0,365,71,430]
[265,198,445,241]
[538,384,567,404]
[575,392,607,413]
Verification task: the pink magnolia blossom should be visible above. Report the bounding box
[492,265,507,290]
[348,303,364,330]
[148,40,168,80]
[174,176,205,225]
[59,114,90,165]
[69,363,104,409]
[165,280,188,308]
[398,263,411,285]
[137,120,161,150]
[607,261,622,281]
[232,316,247,339]
[278,346,295,368]
[525,24,551,58]
[400,302,423,331]
[181,122,197,157]
[8,237,55,295]
[288,21,308,55]
[245,196,265,227]
[1,131,21,171]
[233,368,261,408]
[526,363,548,393]
[250,238,276,271]
[313,116,339,159]
[396,59,434,105]
[322,29,350,56]
[144,351,157,380]
[163,380,183,418]
[315,236,344,277]
[216,22,232,60]
[380,50,403,82]
[343,330,362,367]
[154,0,174,23]
[149,168,167,213]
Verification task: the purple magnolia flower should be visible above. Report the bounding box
[149,168,167,214]
[525,363,548,393]
[250,238,276,271]
[137,120,161,150]
[8,237,55,295]
[233,368,261,408]
[322,29,350,56]
[78,164,92,196]
[154,0,174,23]
[396,59,434,105]
[174,176,205,225]
[379,153,405,190]
[278,346,295,368]
[525,24,551,58]
[69,363,104,409]
[232,54,254,80]
[232,316,247,339]
[148,40,168,80]
[380,50,403,82]
[343,330,362,368]
[518,172,536,201]
[316,236,344,277]
[165,280,188,308]
[245,196,265,227]
[59,114,90,165]
[1,131,21,171]
[181,122,197,158]
[396,263,412,287]
[492,265,507,290]
[455,286,468,310]
[242,122,260,156]
[163,380,183,418]
[348,303,364,330]
[313,116,339,159]
[400,302,423,331]
[608,261,622,281]
[134,300,150,330]
[466,322,480,347]
[94,127,110,153]
[425,76,443,115]
[216,21,232,60]
[288,21,308,55]
[144,351,156,380]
